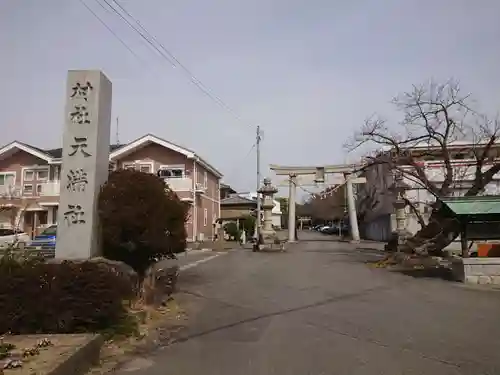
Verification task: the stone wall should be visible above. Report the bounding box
[452,257,500,285]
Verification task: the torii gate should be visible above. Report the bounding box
[269,164,366,243]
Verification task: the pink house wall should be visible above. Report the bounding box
[115,143,221,241]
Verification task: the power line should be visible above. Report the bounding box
[78,0,261,189]
[224,142,257,181]
[95,0,254,130]
[256,125,262,237]
[76,0,144,62]
[97,0,177,66]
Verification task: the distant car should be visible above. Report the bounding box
[29,224,57,252]
[321,226,340,235]
[0,228,30,249]
[319,226,333,234]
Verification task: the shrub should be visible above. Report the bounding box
[224,222,240,241]
[0,256,133,334]
[98,169,188,278]
[240,215,256,237]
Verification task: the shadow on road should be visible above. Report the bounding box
[170,284,393,345]
[393,267,456,281]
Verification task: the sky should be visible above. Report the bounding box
[1,0,500,196]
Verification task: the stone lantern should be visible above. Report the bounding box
[257,177,278,243]
[389,170,411,247]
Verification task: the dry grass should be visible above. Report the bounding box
[86,299,186,375]
[1,334,97,375]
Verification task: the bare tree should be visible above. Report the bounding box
[348,80,500,255]
[299,185,347,222]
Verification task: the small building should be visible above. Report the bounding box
[220,195,256,224]
[220,183,236,200]
[237,191,282,228]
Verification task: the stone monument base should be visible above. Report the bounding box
[257,231,286,252]
[452,257,500,285]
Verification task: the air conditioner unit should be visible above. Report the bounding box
[195,183,206,193]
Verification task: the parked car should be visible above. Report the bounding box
[29,224,57,253]
[319,225,333,234]
[321,226,341,235]
[0,228,30,249]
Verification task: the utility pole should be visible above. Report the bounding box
[115,116,120,145]
[255,125,262,240]
[288,173,297,242]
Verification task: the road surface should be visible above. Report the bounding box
[117,231,500,375]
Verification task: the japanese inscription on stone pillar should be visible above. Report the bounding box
[55,71,112,259]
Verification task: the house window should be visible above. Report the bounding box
[24,170,35,181]
[122,163,136,170]
[23,184,33,195]
[36,184,43,194]
[204,171,208,188]
[36,169,49,181]
[158,166,184,178]
[204,209,208,227]
[139,164,152,173]
[122,163,152,173]
[0,173,15,186]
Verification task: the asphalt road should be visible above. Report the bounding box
[117,232,500,375]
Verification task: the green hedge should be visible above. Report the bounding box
[0,257,134,334]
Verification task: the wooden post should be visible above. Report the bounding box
[461,219,469,258]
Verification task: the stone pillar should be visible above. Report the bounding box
[344,172,360,243]
[258,178,278,242]
[33,211,39,237]
[47,207,55,225]
[56,70,112,259]
[390,171,411,250]
[288,173,297,242]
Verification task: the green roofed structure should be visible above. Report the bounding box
[440,196,500,256]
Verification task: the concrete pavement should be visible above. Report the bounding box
[117,231,500,375]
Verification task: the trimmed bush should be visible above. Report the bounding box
[0,256,133,334]
[240,215,256,237]
[224,222,240,241]
[98,169,188,278]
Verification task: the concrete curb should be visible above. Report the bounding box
[184,248,213,254]
[46,334,104,375]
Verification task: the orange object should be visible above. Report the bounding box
[477,243,492,257]
[477,243,500,257]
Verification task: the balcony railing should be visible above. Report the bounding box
[39,181,61,196]
[0,185,22,198]
[163,177,193,192]
[0,177,199,197]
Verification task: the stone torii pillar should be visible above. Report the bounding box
[344,172,360,243]
[288,173,297,242]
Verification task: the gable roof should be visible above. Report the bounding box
[0,141,54,163]
[109,134,223,178]
[221,195,257,206]
[220,183,236,194]
[44,144,123,159]
[441,196,500,216]
[0,134,222,178]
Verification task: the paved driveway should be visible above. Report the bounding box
[117,232,500,375]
